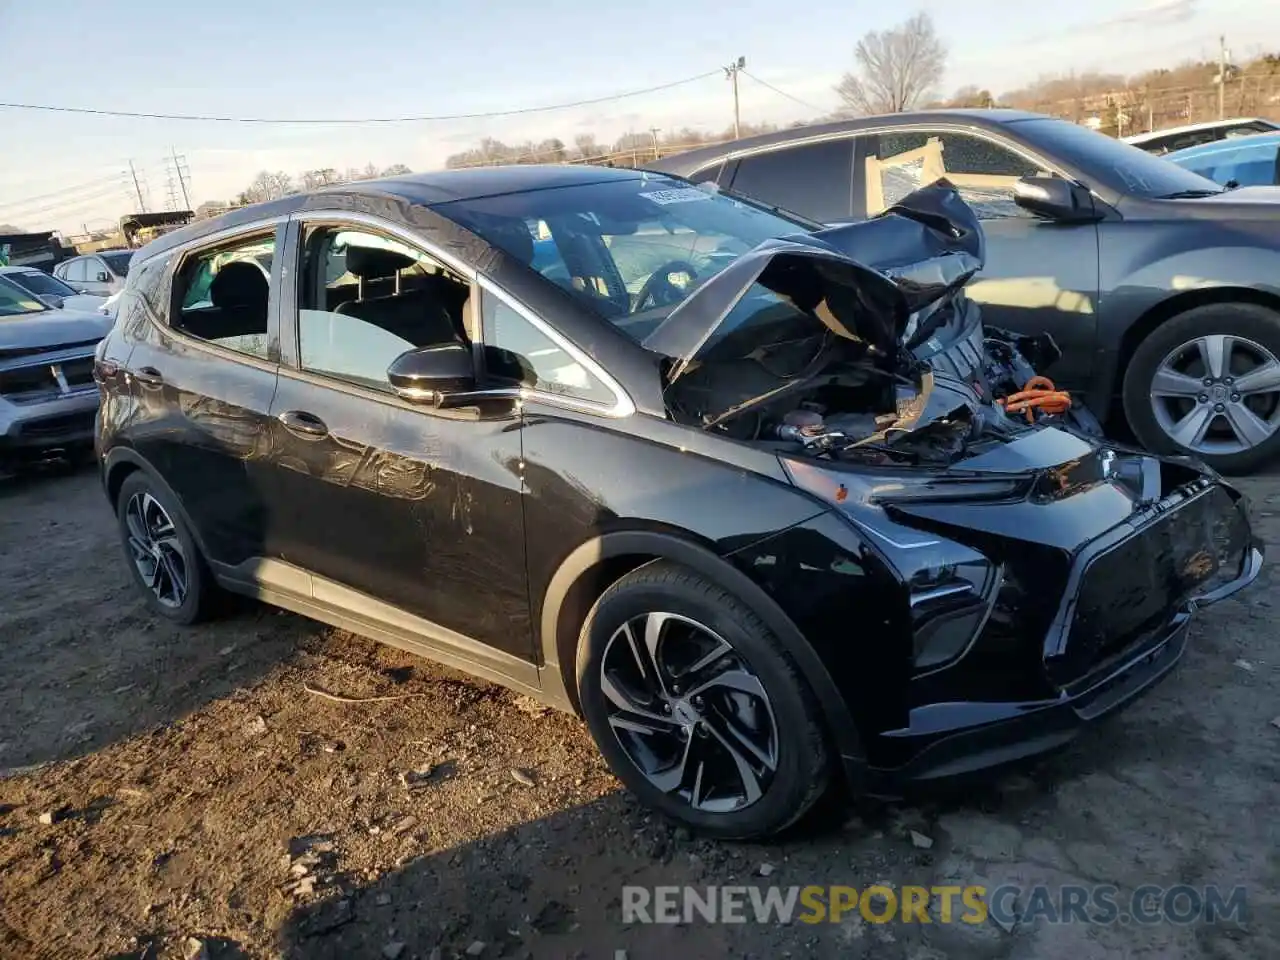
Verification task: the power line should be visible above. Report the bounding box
[741,71,823,112]
[0,174,129,213]
[2,183,133,221]
[0,70,722,125]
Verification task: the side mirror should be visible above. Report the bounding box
[96,272,111,283]
[387,342,476,404]
[1014,176,1101,222]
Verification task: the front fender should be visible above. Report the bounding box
[538,527,868,784]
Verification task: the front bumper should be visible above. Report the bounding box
[858,480,1264,793]
[0,391,99,455]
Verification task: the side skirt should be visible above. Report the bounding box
[212,558,577,713]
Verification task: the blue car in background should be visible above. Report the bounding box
[1165,132,1280,188]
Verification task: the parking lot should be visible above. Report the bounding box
[0,464,1276,960]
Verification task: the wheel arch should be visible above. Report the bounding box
[538,529,866,780]
[104,448,214,562]
[1113,286,1280,404]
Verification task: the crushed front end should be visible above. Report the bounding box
[777,431,1262,788]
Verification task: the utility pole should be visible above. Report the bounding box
[725,56,745,139]
[1218,34,1229,120]
[649,127,661,160]
[170,147,192,210]
[127,160,147,212]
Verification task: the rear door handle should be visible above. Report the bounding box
[133,366,164,387]
[277,409,329,438]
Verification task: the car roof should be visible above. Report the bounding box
[1166,130,1280,160]
[1123,117,1280,145]
[134,164,658,263]
[645,109,1052,174]
[0,265,40,273]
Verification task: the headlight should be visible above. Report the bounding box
[781,458,1028,507]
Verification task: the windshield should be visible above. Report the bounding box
[435,175,812,343]
[0,275,49,317]
[101,252,133,276]
[1014,117,1227,198]
[6,270,78,299]
[1168,136,1280,188]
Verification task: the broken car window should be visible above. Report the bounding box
[869,131,1043,219]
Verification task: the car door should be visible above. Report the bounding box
[264,214,533,660]
[58,257,88,292]
[80,257,115,296]
[119,223,283,567]
[858,128,1101,391]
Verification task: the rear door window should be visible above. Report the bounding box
[729,139,855,222]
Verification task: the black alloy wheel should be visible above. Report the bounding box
[576,561,830,839]
[115,472,214,624]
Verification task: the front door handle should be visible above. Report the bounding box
[133,366,164,387]
[277,409,329,438]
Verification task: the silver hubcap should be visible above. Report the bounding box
[124,492,188,609]
[1150,334,1280,455]
[600,612,778,813]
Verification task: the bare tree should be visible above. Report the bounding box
[835,12,947,115]
[242,170,294,203]
[574,133,601,160]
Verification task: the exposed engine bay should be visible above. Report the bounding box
[644,180,1103,466]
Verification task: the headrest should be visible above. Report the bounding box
[344,245,417,279]
[210,261,268,309]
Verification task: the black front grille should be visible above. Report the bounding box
[0,365,60,401]
[61,357,96,388]
[1054,487,1245,682]
[18,411,96,440]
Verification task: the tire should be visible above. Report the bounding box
[1123,302,1280,475]
[575,560,831,840]
[115,472,215,625]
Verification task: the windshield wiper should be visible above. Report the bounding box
[1156,189,1225,199]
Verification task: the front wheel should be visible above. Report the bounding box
[575,561,831,839]
[1123,303,1280,474]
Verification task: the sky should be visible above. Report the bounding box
[1,0,1276,235]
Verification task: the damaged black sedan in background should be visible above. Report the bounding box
[96,167,1262,838]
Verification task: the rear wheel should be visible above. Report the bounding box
[115,472,215,624]
[1123,303,1280,474]
[575,561,830,839]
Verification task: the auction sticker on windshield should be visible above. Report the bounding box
[642,188,713,205]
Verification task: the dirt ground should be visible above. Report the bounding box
[0,465,1276,960]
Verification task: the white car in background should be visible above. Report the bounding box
[0,266,107,314]
[1123,117,1280,154]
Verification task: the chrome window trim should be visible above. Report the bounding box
[285,209,633,419]
[290,209,478,282]
[477,274,636,419]
[130,215,287,272]
[688,123,1072,189]
[133,216,286,372]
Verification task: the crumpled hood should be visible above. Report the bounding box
[641,179,985,384]
[0,308,114,352]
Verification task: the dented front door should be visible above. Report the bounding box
[264,372,534,660]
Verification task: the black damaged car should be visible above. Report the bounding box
[94,166,1262,838]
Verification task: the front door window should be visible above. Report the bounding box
[868,131,1047,219]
